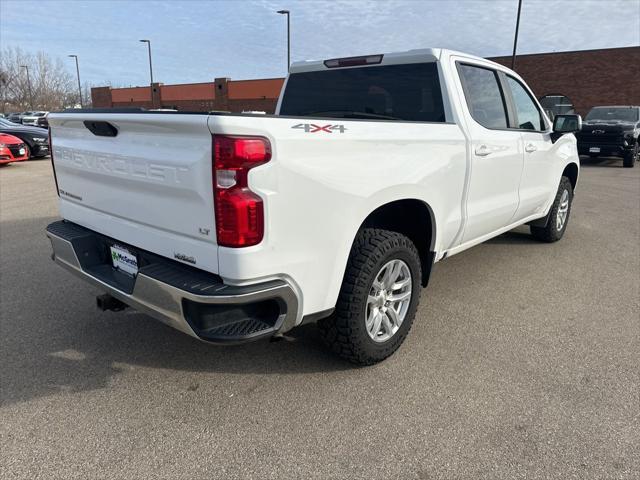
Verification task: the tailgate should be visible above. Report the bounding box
[48,113,218,272]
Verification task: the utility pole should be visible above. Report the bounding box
[21,65,34,110]
[68,55,83,107]
[139,39,154,107]
[277,10,291,72]
[511,0,523,70]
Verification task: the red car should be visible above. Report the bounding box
[0,133,29,165]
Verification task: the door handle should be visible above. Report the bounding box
[474,144,492,156]
[525,143,537,153]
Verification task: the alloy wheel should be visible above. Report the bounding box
[365,259,412,343]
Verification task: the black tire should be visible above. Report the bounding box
[623,143,638,168]
[530,176,573,243]
[318,228,422,365]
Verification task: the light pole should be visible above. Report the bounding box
[139,39,154,106]
[511,0,523,70]
[21,65,34,110]
[276,10,290,72]
[68,55,83,107]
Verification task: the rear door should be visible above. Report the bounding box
[48,113,219,272]
[454,61,524,242]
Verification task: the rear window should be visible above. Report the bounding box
[279,63,445,122]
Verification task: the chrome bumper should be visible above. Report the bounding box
[46,221,299,343]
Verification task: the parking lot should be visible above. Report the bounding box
[0,158,638,479]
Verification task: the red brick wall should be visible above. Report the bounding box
[91,87,113,108]
[92,78,284,112]
[228,78,284,100]
[161,83,215,101]
[489,47,640,115]
[111,86,151,103]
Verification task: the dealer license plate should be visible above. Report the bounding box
[589,147,600,153]
[109,245,138,276]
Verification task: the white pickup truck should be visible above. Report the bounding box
[46,48,581,365]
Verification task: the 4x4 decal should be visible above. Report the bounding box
[292,123,347,133]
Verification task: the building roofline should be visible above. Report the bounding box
[489,45,639,59]
[160,81,215,88]
[229,77,285,83]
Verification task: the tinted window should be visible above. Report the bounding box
[506,76,544,130]
[279,63,445,122]
[458,64,508,129]
[585,107,639,122]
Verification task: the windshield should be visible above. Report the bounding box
[0,118,17,127]
[585,107,639,122]
[279,63,445,122]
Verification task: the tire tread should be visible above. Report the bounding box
[318,228,421,365]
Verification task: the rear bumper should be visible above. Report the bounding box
[46,220,299,344]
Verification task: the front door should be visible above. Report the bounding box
[503,75,556,219]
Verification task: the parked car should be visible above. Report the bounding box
[7,112,27,123]
[45,48,581,365]
[0,133,30,165]
[22,111,49,128]
[0,118,49,158]
[576,106,640,168]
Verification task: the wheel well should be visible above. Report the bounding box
[360,199,435,287]
[563,163,578,190]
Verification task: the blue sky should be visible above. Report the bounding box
[1,0,639,87]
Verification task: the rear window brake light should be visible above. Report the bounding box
[323,54,383,68]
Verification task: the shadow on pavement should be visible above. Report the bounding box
[579,156,625,168]
[485,229,538,245]
[1,215,352,407]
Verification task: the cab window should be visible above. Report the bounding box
[506,76,545,131]
[457,64,509,129]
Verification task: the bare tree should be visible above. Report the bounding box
[1,47,76,112]
[81,81,93,108]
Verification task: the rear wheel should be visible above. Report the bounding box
[318,228,421,365]
[530,176,573,243]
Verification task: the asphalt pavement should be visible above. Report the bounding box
[1,157,638,479]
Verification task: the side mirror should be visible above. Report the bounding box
[551,114,582,142]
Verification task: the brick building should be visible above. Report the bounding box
[92,77,285,112]
[92,46,640,115]
[490,46,640,115]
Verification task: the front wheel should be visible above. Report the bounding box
[530,176,573,243]
[318,228,421,365]
[623,143,638,168]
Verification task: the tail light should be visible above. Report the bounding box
[48,127,59,196]
[213,135,271,247]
